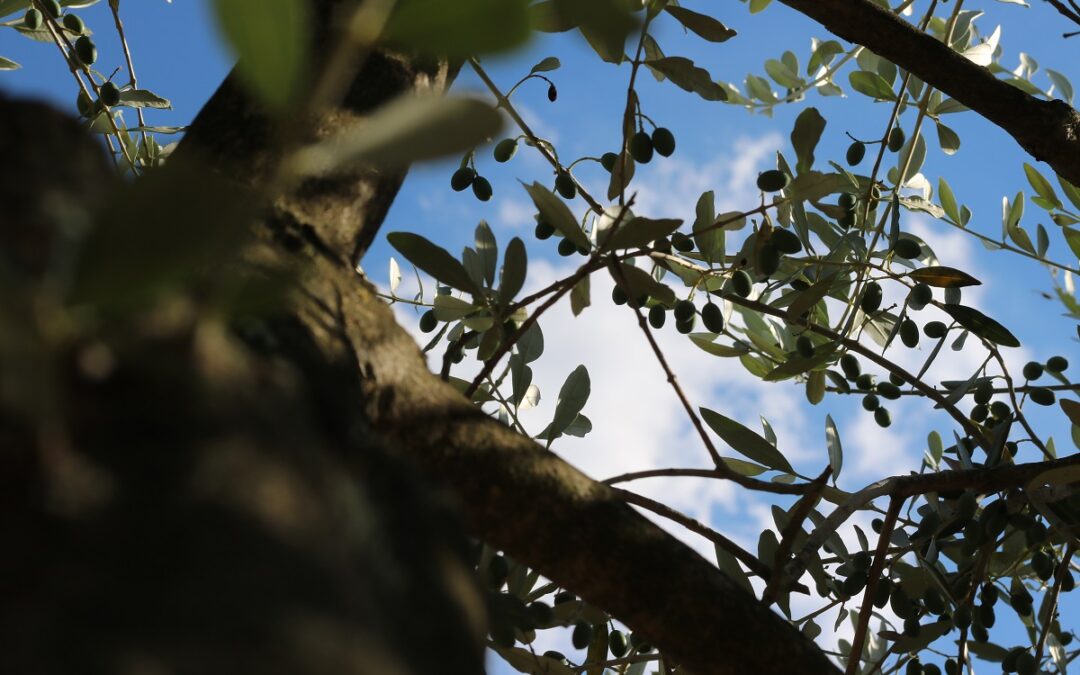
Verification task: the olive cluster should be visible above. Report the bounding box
[24,4,119,116]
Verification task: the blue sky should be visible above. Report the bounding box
[2,0,1077,671]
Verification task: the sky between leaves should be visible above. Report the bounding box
[1,0,1078,670]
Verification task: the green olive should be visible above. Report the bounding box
[756,169,789,192]
[493,138,517,163]
[846,141,866,165]
[651,127,676,157]
[450,167,475,192]
[471,176,493,201]
[74,35,97,66]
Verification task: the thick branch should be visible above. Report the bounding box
[173,31,842,675]
[778,0,1080,185]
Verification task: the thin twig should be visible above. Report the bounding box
[845,496,903,675]
[612,487,800,588]
[1035,544,1076,665]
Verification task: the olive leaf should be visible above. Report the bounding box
[387,232,482,295]
[645,57,728,101]
[523,182,590,250]
[384,0,531,57]
[664,5,737,42]
[212,0,309,110]
[498,237,527,306]
[790,107,825,175]
[288,95,502,175]
[825,415,842,481]
[605,217,682,250]
[940,305,1020,348]
[700,407,794,473]
[908,266,982,288]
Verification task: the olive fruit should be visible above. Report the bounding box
[796,335,815,358]
[535,219,555,240]
[652,127,676,157]
[922,664,941,675]
[771,228,802,254]
[600,152,618,172]
[450,167,475,191]
[493,138,517,162]
[731,269,753,298]
[757,243,780,277]
[874,578,892,607]
[903,616,921,637]
[838,210,856,230]
[702,302,724,333]
[419,310,438,333]
[1047,355,1069,372]
[42,0,61,19]
[990,400,1011,419]
[23,7,42,30]
[860,281,883,313]
[909,282,933,309]
[893,237,922,259]
[1014,652,1036,675]
[874,407,892,428]
[612,286,628,305]
[1022,361,1044,380]
[840,354,861,380]
[1028,387,1055,406]
[99,81,120,107]
[547,83,558,102]
[472,176,493,201]
[557,238,577,256]
[944,659,958,675]
[673,300,696,322]
[74,35,97,65]
[487,554,509,587]
[675,315,696,334]
[973,380,992,404]
[528,601,553,626]
[923,589,945,615]
[609,630,629,657]
[905,660,921,675]
[838,192,858,211]
[970,623,989,642]
[856,373,876,390]
[554,171,576,199]
[900,318,919,348]
[62,13,85,34]
[76,90,94,117]
[572,622,593,649]
[971,404,988,421]
[924,321,947,338]
[629,131,654,164]
[887,127,906,152]
[671,232,694,252]
[878,382,901,400]
[846,141,866,165]
[648,304,667,329]
[862,393,880,411]
[756,169,789,192]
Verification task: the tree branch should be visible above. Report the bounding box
[173,30,842,675]
[778,0,1080,186]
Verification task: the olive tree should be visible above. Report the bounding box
[1,1,1079,674]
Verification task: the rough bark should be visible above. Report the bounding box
[173,31,842,675]
[0,96,486,675]
[777,0,1080,186]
